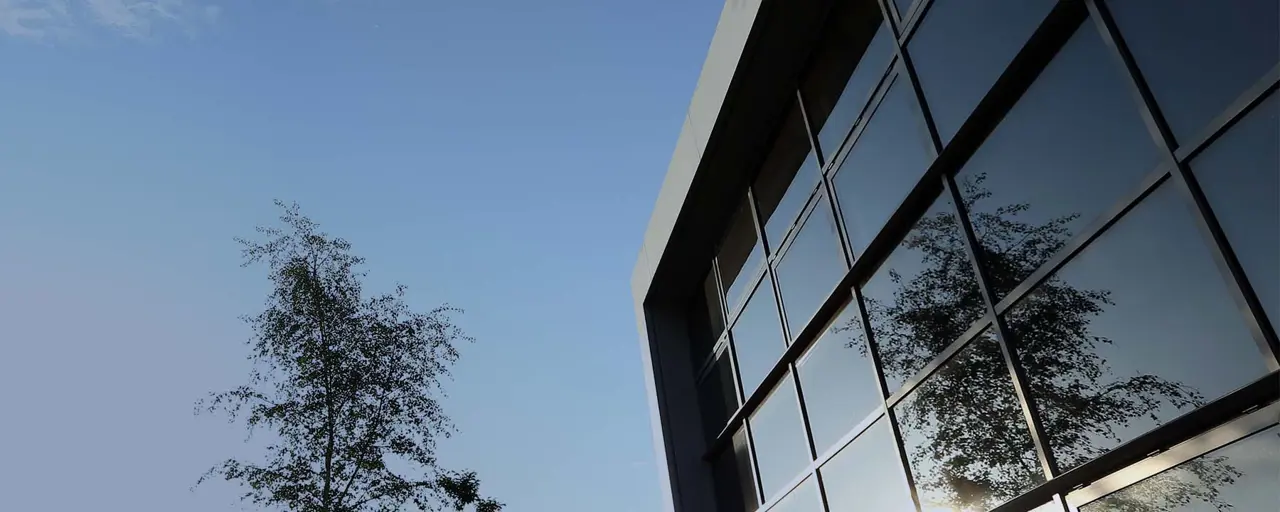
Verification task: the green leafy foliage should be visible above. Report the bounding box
[196,201,502,512]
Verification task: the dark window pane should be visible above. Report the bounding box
[766,477,822,512]
[750,376,812,502]
[862,190,985,392]
[1108,0,1280,145]
[832,75,936,255]
[955,22,1162,301]
[1081,424,1280,512]
[733,279,786,397]
[810,21,896,164]
[820,419,916,512]
[894,331,1044,511]
[715,427,760,512]
[909,0,1056,144]
[699,349,740,443]
[1003,183,1271,472]
[688,269,727,368]
[762,155,821,255]
[755,101,822,253]
[776,196,847,339]
[796,301,882,454]
[722,195,765,313]
[1190,93,1280,330]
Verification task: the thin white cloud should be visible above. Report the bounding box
[0,0,215,39]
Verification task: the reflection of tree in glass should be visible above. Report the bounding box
[837,174,1238,511]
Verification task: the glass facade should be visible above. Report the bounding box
[680,1,1278,511]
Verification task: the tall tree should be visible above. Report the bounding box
[196,201,502,512]
[846,174,1237,511]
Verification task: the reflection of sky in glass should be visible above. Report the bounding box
[732,278,786,397]
[749,377,813,503]
[833,76,936,256]
[796,302,881,454]
[1006,182,1270,471]
[955,22,1162,300]
[1082,424,1280,512]
[1189,93,1279,330]
[894,332,1043,512]
[862,191,984,392]
[775,196,847,339]
[1107,0,1280,145]
[765,476,821,512]
[908,0,1055,143]
[820,419,916,512]
[764,154,821,253]
[817,22,894,164]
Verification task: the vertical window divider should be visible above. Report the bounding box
[1085,0,1280,371]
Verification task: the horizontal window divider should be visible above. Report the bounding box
[726,262,771,331]
[1174,63,1279,163]
[767,183,828,266]
[694,333,732,385]
[927,0,1086,175]
[823,69,901,179]
[1067,399,1280,507]
[885,313,995,407]
[987,371,1280,512]
[992,163,1172,315]
[813,406,886,471]
[706,268,862,461]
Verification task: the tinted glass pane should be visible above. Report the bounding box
[797,301,882,454]
[756,101,822,253]
[776,196,847,339]
[1003,183,1271,472]
[761,154,821,254]
[820,419,916,512]
[699,349,739,442]
[833,75,936,255]
[894,331,1044,511]
[909,0,1056,144]
[1190,93,1280,329]
[722,195,765,313]
[1081,424,1280,512]
[767,477,822,512]
[956,22,1162,300]
[814,23,896,164]
[715,427,760,512]
[862,190,985,393]
[1108,0,1280,144]
[750,377,812,502]
[733,279,786,397]
[689,269,727,367]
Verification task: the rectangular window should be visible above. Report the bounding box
[749,376,813,503]
[732,278,786,397]
[893,330,1044,511]
[774,195,847,340]
[819,419,916,512]
[796,301,881,454]
[1002,182,1271,472]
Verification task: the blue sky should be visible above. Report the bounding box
[0,1,722,510]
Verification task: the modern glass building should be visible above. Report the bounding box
[629,1,1279,511]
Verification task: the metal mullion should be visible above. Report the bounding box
[1066,400,1280,508]
[743,419,766,508]
[1086,0,1280,370]
[851,285,925,512]
[888,0,1062,481]
[988,371,1280,512]
[896,0,935,45]
[796,89,826,169]
[942,173,1061,480]
[823,67,901,179]
[1174,65,1279,163]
